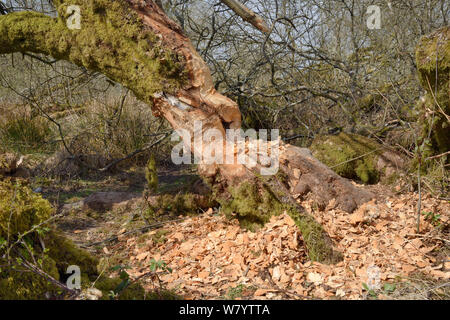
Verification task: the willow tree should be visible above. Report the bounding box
[0,0,374,263]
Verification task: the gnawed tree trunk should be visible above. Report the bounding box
[0,0,374,263]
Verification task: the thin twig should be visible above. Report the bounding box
[426,151,450,161]
[15,250,80,298]
[98,133,170,172]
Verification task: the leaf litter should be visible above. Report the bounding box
[106,190,449,300]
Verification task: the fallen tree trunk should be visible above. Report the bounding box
[0,0,374,263]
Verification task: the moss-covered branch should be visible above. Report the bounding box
[0,1,187,104]
[0,11,66,56]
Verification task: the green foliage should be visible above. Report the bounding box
[0,229,100,299]
[0,179,101,299]
[149,258,172,273]
[361,282,397,299]
[383,282,396,294]
[0,0,188,104]
[43,232,99,280]
[99,267,180,300]
[95,261,175,300]
[226,283,245,300]
[0,256,60,299]
[422,211,441,227]
[362,283,378,299]
[310,132,381,184]
[94,270,147,300]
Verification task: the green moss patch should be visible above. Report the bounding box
[218,181,341,264]
[310,132,381,184]
[0,179,53,239]
[0,256,60,299]
[220,182,283,229]
[0,179,97,298]
[0,0,188,106]
[145,155,158,193]
[415,26,450,155]
[0,179,176,299]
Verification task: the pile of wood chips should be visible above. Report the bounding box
[107,191,449,300]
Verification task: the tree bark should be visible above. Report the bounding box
[0,0,374,263]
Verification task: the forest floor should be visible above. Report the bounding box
[33,167,450,300]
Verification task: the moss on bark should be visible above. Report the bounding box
[415,26,450,155]
[217,181,342,264]
[0,179,53,239]
[146,192,215,218]
[310,132,381,184]
[0,0,187,105]
[145,155,158,193]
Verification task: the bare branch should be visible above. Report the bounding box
[220,0,269,33]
